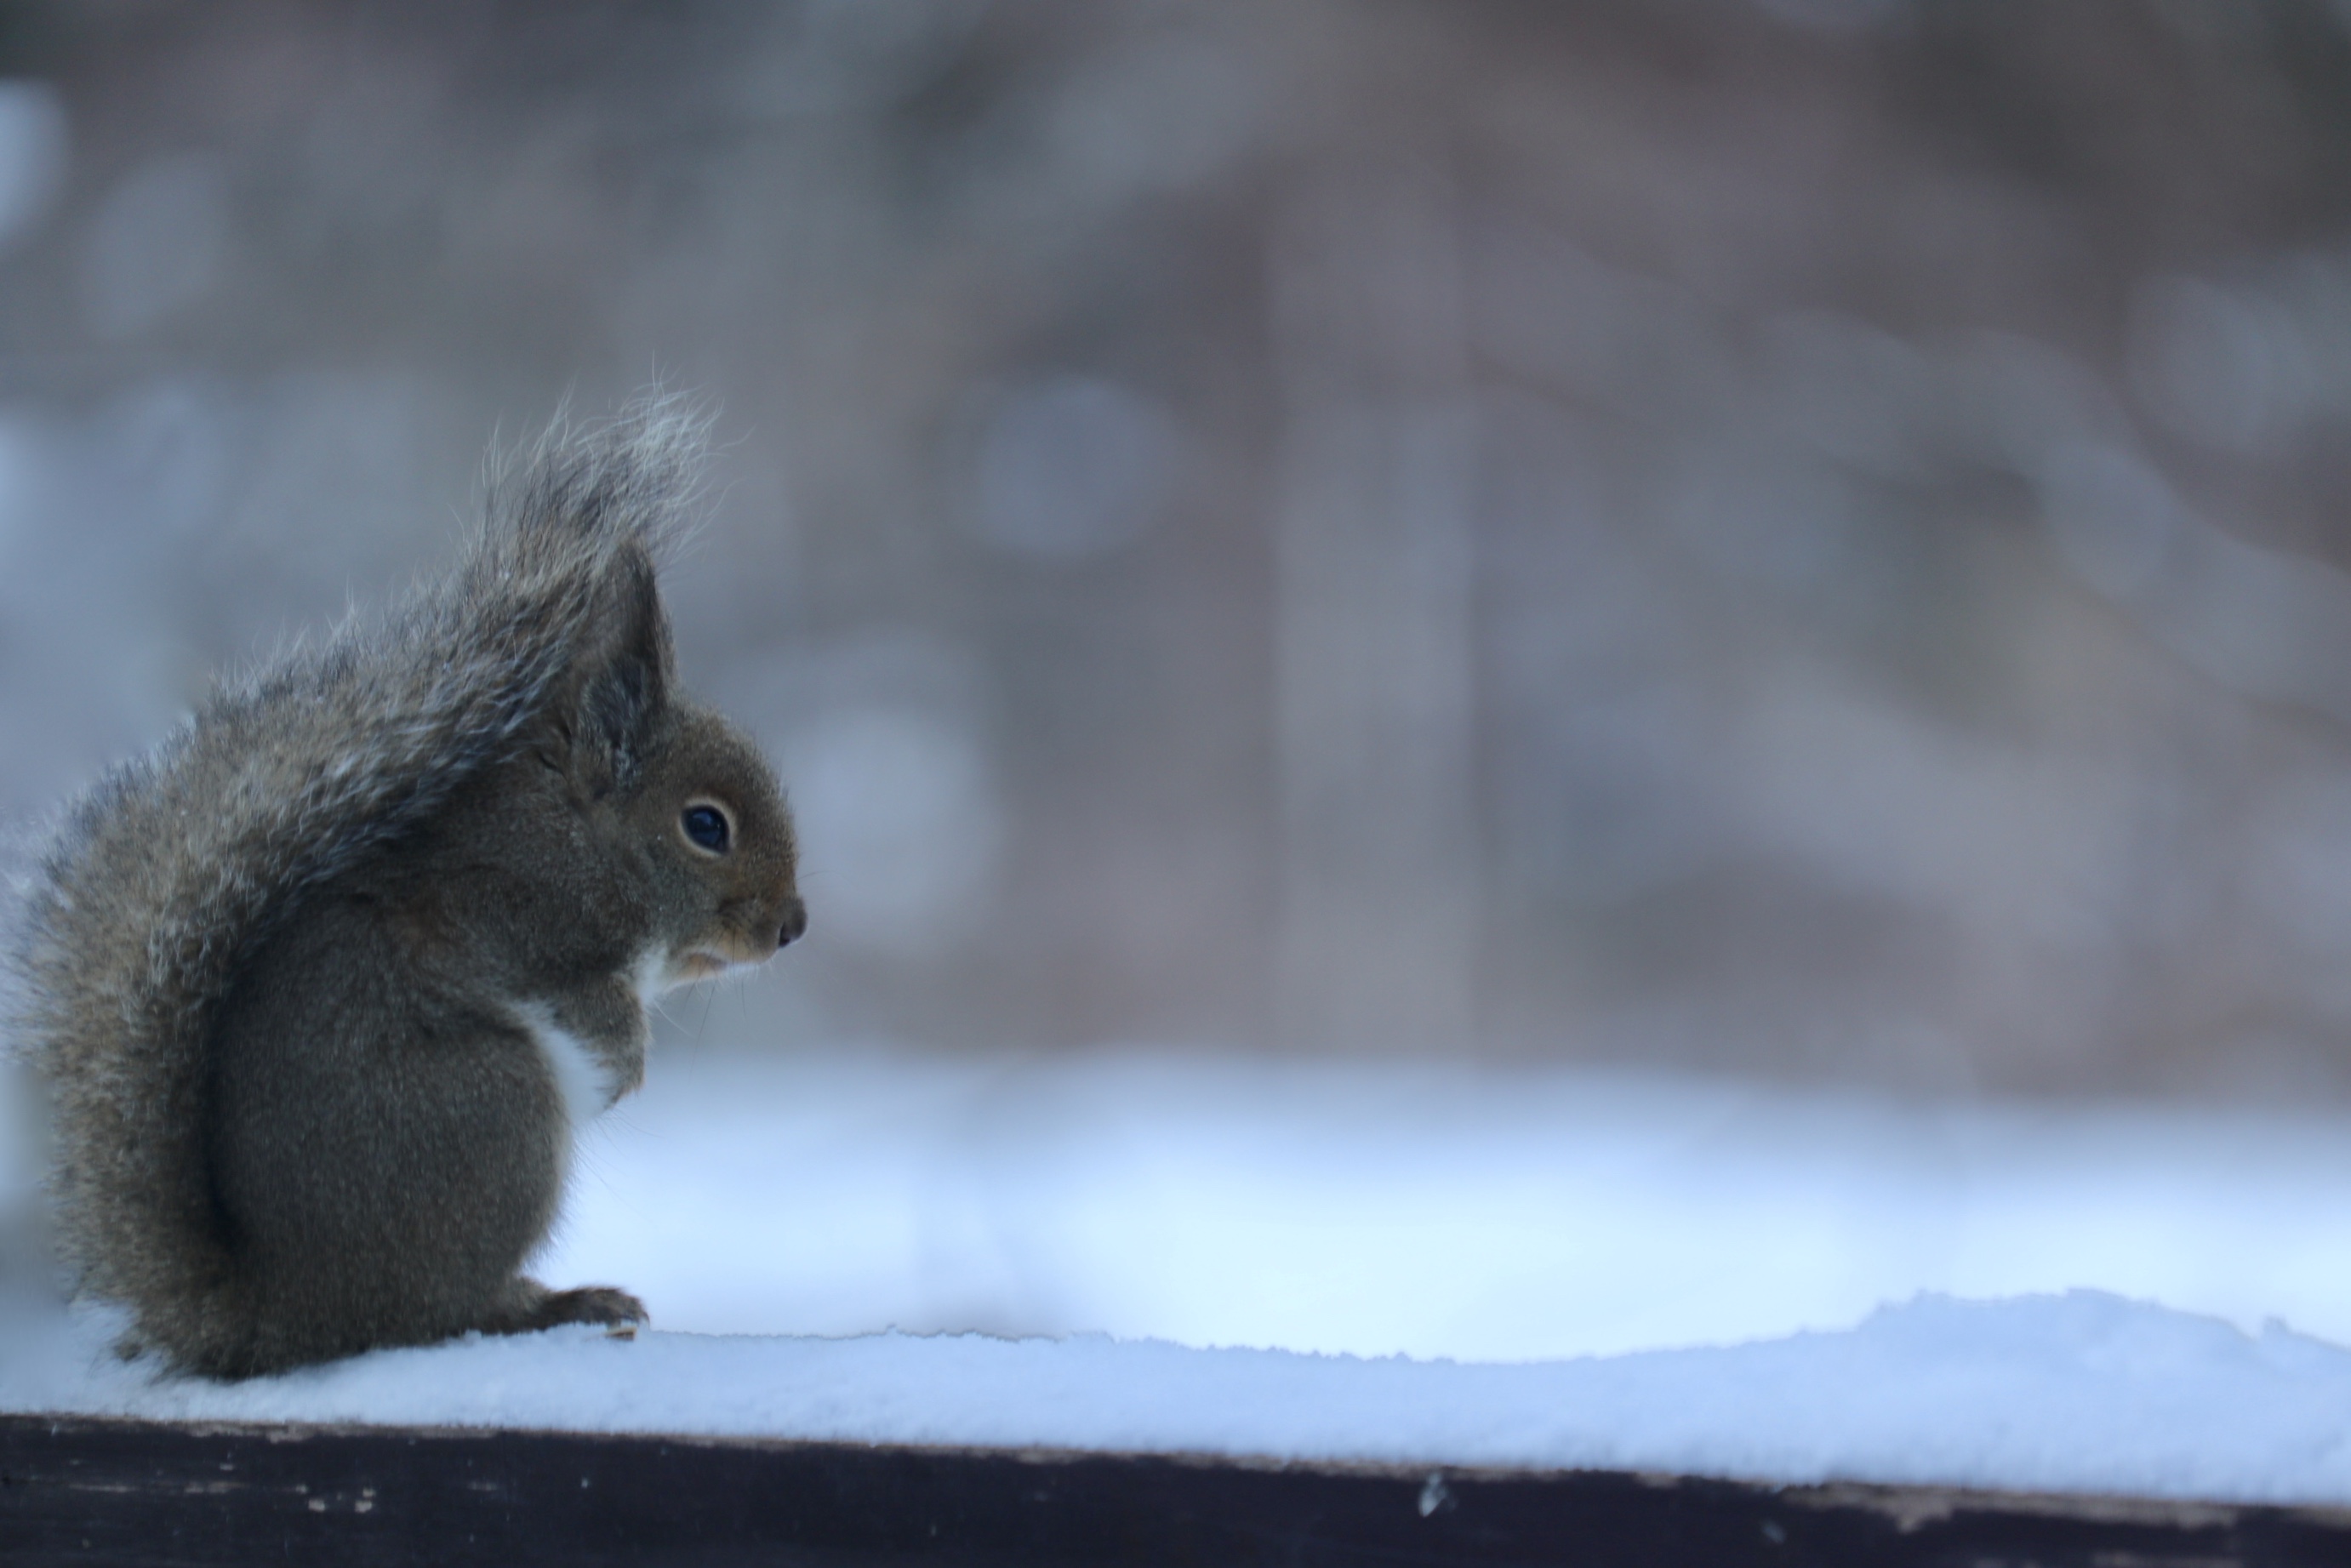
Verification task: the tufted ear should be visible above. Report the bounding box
[561,549,674,798]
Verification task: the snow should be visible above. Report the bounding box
[8,1044,2351,1505]
[541,1043,2351,1360]
[5,1291,2351,1506]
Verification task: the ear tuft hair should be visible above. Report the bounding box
[486,391,714,564]
[568,549,674,796]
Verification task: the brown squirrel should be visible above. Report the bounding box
[11,397,805,1380]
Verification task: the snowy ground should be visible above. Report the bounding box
[7,1290,2351,1506]
[542,1043,2351,1360]
[10,1043,2351,1505]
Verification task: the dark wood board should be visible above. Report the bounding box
[1,1412,2347,1566]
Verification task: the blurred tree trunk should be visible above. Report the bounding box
[1271,157,1480,1052]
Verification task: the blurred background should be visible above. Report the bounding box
[13,0,2351,1357]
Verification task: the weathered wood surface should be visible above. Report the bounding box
[2,1412,2348,1566]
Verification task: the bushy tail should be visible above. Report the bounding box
[9,395,709,1372]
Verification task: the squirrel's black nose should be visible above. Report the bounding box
[777,897,807,949]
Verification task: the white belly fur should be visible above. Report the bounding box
[631,946,671,1008]
[511,1000,615,1126]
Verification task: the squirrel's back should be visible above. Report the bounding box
[12,398,790,1376]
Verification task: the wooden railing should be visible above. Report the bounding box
[3,1413,2348,1565]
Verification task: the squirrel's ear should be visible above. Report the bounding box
[562,550,673,797]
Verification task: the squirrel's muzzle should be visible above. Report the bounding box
[777,896,807,950]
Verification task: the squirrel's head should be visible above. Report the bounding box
[545,545,806,991]
[623,704,803,991]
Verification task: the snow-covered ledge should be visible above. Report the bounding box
[11,1049,2351,1561]
[7,1289,2351,1508]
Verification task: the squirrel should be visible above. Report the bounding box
[9,396,806,1380]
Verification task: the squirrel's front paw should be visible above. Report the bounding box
[534,1285,649,1331]
[487,1276,650,1337]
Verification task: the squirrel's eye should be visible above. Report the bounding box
[681,803,731,854]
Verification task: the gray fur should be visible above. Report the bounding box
[12,396,804,1378]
